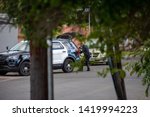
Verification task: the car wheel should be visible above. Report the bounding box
[19,61,30,76]
[62,59,74,73]
[0,71,7,75]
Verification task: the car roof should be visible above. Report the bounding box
[20,39,75,47]
[53,38,70,42]
[20,39,70,43]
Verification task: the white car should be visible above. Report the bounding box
[89,48,107,64]
[52,39,80,72]
[85,38,107,64]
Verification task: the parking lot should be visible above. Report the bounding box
[0,64,150,100]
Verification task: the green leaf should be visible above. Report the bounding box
[97,68,110,78]
[51,0,61,7]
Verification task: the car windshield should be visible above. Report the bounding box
[62,41,75,50]
[10,41,29,51]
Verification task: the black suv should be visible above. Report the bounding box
[0,41,30,76]
[0,39,80,76]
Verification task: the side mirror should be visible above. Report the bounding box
[6,46,9,51]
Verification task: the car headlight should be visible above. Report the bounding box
[6,55,20,66]
[7,55,19,60]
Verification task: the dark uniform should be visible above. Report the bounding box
[82,44,91,71]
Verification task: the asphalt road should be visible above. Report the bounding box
[0,64,150,100]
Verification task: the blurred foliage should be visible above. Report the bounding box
[1,0,150,97]
[124,39,150,96]
[89,0,150,97]
[0,0,86,46]
[73,55,85,72]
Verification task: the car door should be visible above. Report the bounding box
[52,42,67,64]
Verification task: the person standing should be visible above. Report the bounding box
[81,44,91,71]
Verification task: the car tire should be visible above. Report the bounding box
[62,59,74,73]
[0,71,7,75]
[19,61,30,76]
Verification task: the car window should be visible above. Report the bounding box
[10,41,29,51]
[69,41,78,49]
[62,41,75,50]
[53,42,64,49]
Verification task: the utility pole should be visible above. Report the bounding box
[47,37,54,100]
[84,7,91,34]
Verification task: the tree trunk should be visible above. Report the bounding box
[109,57,127,100]
[115,44,127,99]
[108,42,127,100]
[116,58,127,99]
[30,39,48,100]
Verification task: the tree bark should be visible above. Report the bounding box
[115,44,127,99]
[30,39,48,100]
[109,57,127,100]
[108,42,127,100]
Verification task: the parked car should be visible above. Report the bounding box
[0,41,30,76]
[0,39,80,76]
[57,33,108,64]
[52,39,80,72]
[56,32,82,49]
[85,38,107,64]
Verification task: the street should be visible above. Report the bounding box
[0,64,150,100]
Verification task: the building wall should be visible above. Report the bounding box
[61,24,89,48]
[0,25,18,52]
